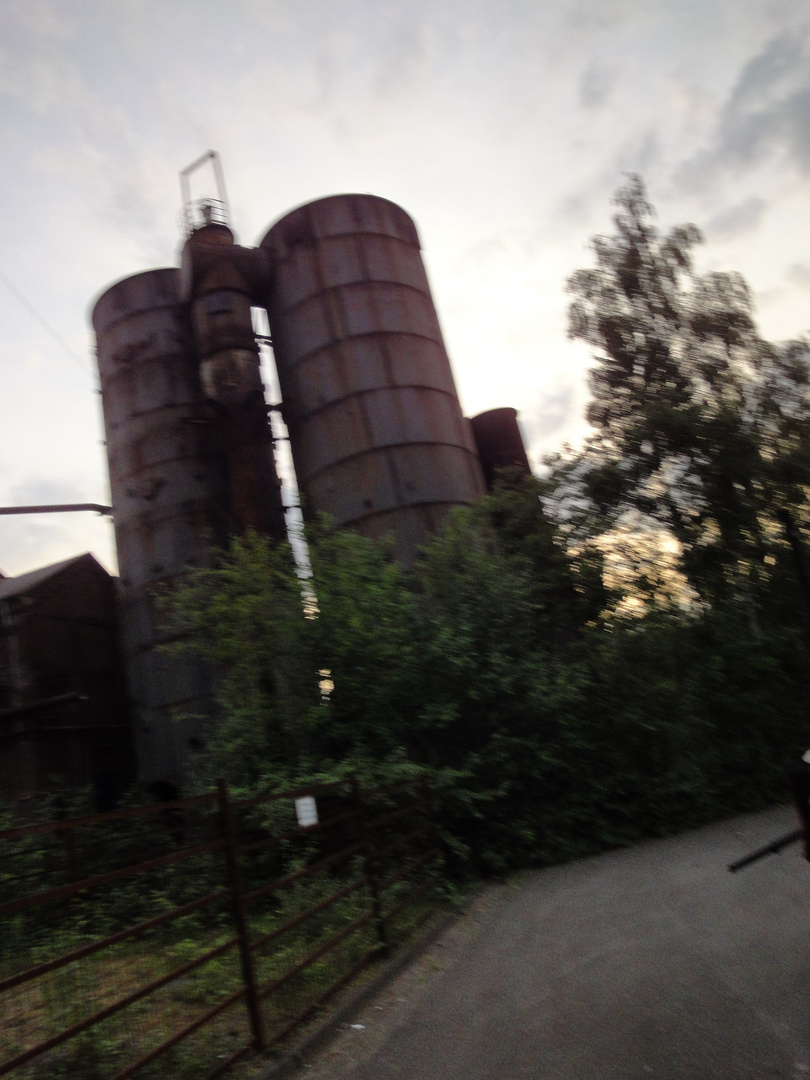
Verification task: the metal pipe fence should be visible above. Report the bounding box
[0,775,441,1079]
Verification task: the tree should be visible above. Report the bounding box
[565,175,810,618]
[165,526,427,792]
[166,493,610,873]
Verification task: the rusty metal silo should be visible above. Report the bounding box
[470,408,532,491]
[92,268,228,782]
[259,194,486,561]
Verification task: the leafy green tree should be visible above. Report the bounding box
[556,176,810,832]
[167,492,607,872]
[166,526,432,793]
[163,534,312,789]
[565,175,810,617]
[166,491,809,878]
[286,519,426,774]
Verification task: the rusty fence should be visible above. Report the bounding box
[0,776,442,1080]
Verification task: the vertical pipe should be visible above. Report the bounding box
[182,226,286,539]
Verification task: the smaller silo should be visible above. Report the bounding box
[260,194,486,562]
[92,269,228,782]
[470,408,532,491]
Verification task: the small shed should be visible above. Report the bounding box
[0,553,134,807]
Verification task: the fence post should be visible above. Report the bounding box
[350,776,389,953]
[420,775,443,885]
[216,779,266,1051]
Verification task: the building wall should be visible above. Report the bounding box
[0,555,134,806]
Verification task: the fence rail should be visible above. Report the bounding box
[0,775,441,1080]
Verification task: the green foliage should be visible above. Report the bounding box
[565,174,810,620]
[167,489,602,873]
[161,180,810,882]
[165,470,806,879]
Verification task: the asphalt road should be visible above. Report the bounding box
[298,805,810,1080]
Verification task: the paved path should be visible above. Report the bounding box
[299,806,810,1080]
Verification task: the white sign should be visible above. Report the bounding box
[295,796,318,828]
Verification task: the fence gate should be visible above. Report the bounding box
[0,775,441,1079]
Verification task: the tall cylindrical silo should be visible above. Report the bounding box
[92,269,228,783]
[259,194,486,561]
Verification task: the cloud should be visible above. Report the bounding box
[371,16,436,101]
[705,196,767,238]
[674,32,810,191]
[579,61,617,109]
[607,129,661,185]
[0,474,115,576]
[561,0,639,35]
[787,263,810,288]
[522,384,578,447]
[9,474,97,506]
[12,1,73,40]
[0,511,115,578]
[458,236,510,268]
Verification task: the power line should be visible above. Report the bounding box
[0,267,94,378]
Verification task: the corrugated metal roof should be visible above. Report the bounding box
[0,553,106,601]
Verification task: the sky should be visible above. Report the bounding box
[1,0,809,577]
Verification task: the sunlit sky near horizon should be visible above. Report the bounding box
[1,0,809,577]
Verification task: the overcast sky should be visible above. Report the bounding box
[1,0,809,577]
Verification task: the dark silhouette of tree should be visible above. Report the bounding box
[565,175,810,619]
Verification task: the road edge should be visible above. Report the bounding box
[254,908,462,1080]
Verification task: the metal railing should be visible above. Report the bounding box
[0,776,441,1079]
